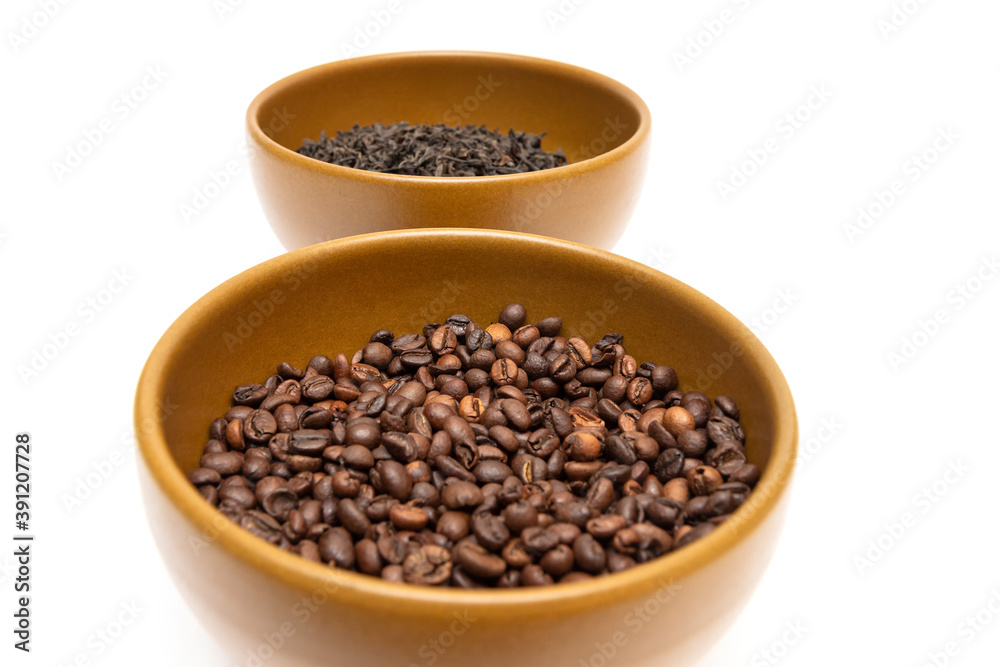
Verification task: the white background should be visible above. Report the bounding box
[2,1,999,665]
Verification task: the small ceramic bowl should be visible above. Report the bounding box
[246,51,651,250]
[135,229,796,667]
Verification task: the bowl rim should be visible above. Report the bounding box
[135,228,796,615]
[245,50,652,185]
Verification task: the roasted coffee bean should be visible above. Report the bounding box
[241,511,282,544]
[729,463,761,486]
[539,543,575,578]
[572,533,607,574]
[233,384,268,407]
[193,305,759,588]
[567,431,602,462]
[503,500,539,533]
[653,448,685,482]
[441,481,484,509]
[319,527,355,568]
[371,459,412,500]
[499,303,527,330]
[676,429,708,457]
[201,451,243,476]
[437,510,471,542]
[260,486,297,521]
[341,444,375,470]
[471,513,511,552]
[390,503,430,531]
[219,483,257,509]
[707,415,745,445]
[663,406,696,437]
[645,498,683,529]
[585,476,616,511]
[473,460,513,485]
[454,542,506,579]
[675,522,714,549]
[403,545,452,585]
[187,467,221,486]
[381,431,418,463]
[714,395,740,419]
[490,358,518,386]
[586,514,628,539]
[708,441,748,476]
[604,434,638,466]
[522,526,560,557]
[519,564,552,587]
[687,465,724,496]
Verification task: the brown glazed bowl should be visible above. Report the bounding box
[246,51,651,250]
[135,230,796,667]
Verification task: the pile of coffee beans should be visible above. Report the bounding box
[297,122,567,176]
[189,305,760,587]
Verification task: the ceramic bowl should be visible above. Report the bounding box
[246,51,651,250]
[135,229,796,667]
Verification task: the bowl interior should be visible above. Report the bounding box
[254,52,643,166]
[150,231,789,507]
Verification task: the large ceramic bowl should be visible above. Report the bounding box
[246,51,651,250]
[135,229,796,667]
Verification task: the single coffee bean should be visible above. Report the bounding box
[403,545,452,585]
[241,511,282,544]
[572,533,607,574]
[499,303,527,330]
[318,527,355,568]
[687,465,724,496]
[454,542,507,579]
[201,451,243,476]
[441,481,484,509]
